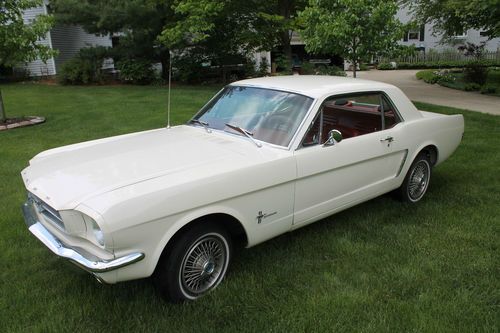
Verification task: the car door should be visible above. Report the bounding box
[292,92,407,227]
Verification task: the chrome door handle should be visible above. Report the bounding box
[380,136,394,142]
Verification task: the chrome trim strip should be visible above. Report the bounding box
[22,201,144,273]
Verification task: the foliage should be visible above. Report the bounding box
[116,59,157,85]
[359,63,369,71]
[275,54,293,74]
[457,43,489,85]
[314,65,347,76]
[464,82,481,91]
[416,70,439,84]
[463,62,489,85]
[299,61,316,75]
[52,0,172,78]
[0,0,56,122]
[257,58,270,77]
[480,84,497,94]
[378,60,500,70]
[403,0,500,39]
[299,0,404,78]
[160,0,307,69]
[417,68,500,96]
[58,47,110,85]
[378,63,395,70]
[1,83,499,331]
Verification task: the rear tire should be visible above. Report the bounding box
[154,222,232,303]
[397,153,432,203]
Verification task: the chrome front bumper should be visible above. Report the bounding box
[22,201,144,273]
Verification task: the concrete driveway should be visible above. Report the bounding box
[351,69,499,115]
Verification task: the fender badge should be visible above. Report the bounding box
[256,211,277,224]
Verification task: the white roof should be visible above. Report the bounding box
[233,75,396,99]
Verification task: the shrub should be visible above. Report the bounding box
[299,61,315,75]
[58,46,110,85]
[416,70,439,84]
[257,58,269,77]
[377,63,394,70]
[315,65,346,76]
[464,83,481,91]
[58,57,95,84]
[480,84,497,94]
[463,62,489,85]
[116,59,156,84]
[275,54,292,74]
[359,63,369,71]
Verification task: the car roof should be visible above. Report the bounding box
[232,75,396,99]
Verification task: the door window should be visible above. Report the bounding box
[302,92,401,147]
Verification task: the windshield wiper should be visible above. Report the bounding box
[225,123,262,148]
[190,119,212,133]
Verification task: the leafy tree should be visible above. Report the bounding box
[403,0,500,39]
[51,0,174,78]
[159,0,307,70]
[299,0,404,77]
[0,0,55,123]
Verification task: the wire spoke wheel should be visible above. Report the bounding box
[407,160,430,201]
[180,234,228,296]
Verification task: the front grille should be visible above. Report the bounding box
[28,192,65,230]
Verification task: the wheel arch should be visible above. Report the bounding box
[418,144,438,166]
[153,210,248,274]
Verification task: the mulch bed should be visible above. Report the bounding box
[0,116,45,131]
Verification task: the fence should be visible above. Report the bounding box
[379,50,500,64]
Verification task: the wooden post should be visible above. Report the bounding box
[0,88,6,123]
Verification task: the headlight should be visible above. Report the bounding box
[60,210,106,248]
[83,214,105,247]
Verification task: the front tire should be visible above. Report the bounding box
[154,222,232,302]
[398,153,432,203]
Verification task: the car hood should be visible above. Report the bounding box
[22,125,283,210]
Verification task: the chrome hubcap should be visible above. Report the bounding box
[181,235,226,295]
[408,160,430,201]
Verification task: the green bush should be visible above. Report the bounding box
[257,58,269,77]
[463,62,489,85]
[416,70,439,83]
[58,47,110,85]
[314,65,346,76]
[480,84,497,94]
[359,63,369,71]
[377,63,394,70]
[299,61,315,75]
[116,59,156,84]
[464,83,481,91]
[58,58,96,85]
[394,59,500,70]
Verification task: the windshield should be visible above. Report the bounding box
[192,86,314,147]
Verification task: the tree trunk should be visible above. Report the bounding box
[352,59,357,78]
[0,88,6,123]
[279,0,293,69]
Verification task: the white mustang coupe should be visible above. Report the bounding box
[21,76,464,302]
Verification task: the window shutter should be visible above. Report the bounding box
[419,25,425,41]
[403,31,408,42]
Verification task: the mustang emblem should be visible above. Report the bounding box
[256,211,277,224]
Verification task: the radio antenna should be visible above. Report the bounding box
[167,50,172,129]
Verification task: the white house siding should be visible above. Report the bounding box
[50,24,113,72]
[21,4,57,76]
[396,7,500,52]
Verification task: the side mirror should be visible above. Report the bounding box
[323,129,343,146]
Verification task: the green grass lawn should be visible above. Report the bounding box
[0,83,498,332]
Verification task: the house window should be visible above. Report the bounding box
[479,31,489,37]
[408,31,419,40]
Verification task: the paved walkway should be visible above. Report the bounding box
[350,69,500,115]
